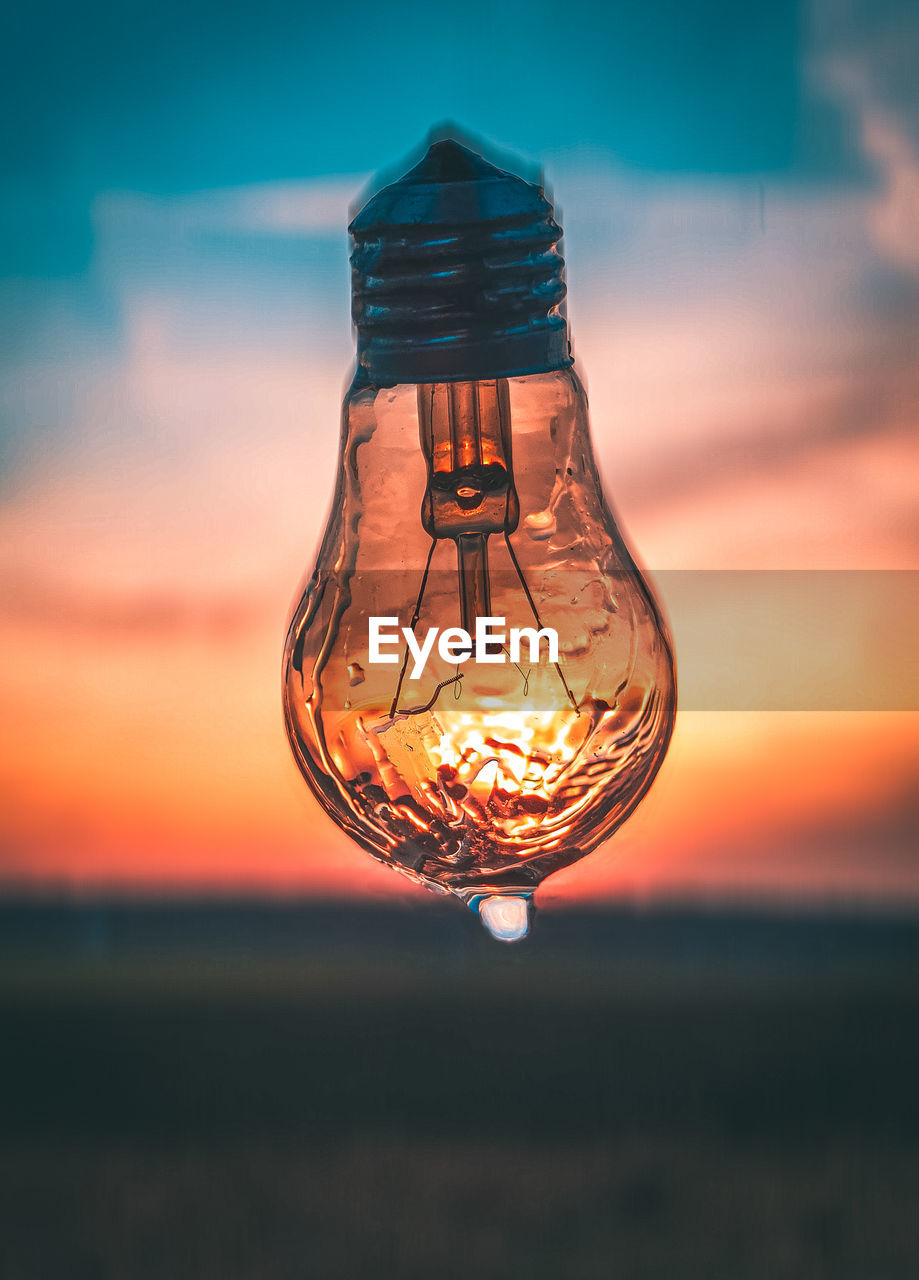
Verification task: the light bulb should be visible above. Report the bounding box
[282,138,676,940]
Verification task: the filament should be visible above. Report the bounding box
[399,673,464,717]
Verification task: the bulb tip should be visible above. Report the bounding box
[415,137,489,183]
[478,895,532,943]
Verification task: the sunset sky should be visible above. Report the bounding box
[1,0,917,905]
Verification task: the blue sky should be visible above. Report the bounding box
[1,0,916,506]
[2,0,914,376]
[0,0,887,280]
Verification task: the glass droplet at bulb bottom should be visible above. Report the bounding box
[476,894,532,943]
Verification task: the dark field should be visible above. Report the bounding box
[2,901,919,1278]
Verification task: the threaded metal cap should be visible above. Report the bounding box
[349,138,572,385]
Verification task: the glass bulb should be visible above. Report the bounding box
[281,139,676,939]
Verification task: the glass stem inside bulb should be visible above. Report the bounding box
[456,533,492,635]
[382,379,579,717]
[416,377,516,666]
[418,378,518,542]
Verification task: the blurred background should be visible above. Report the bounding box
[1,0,918,1275]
